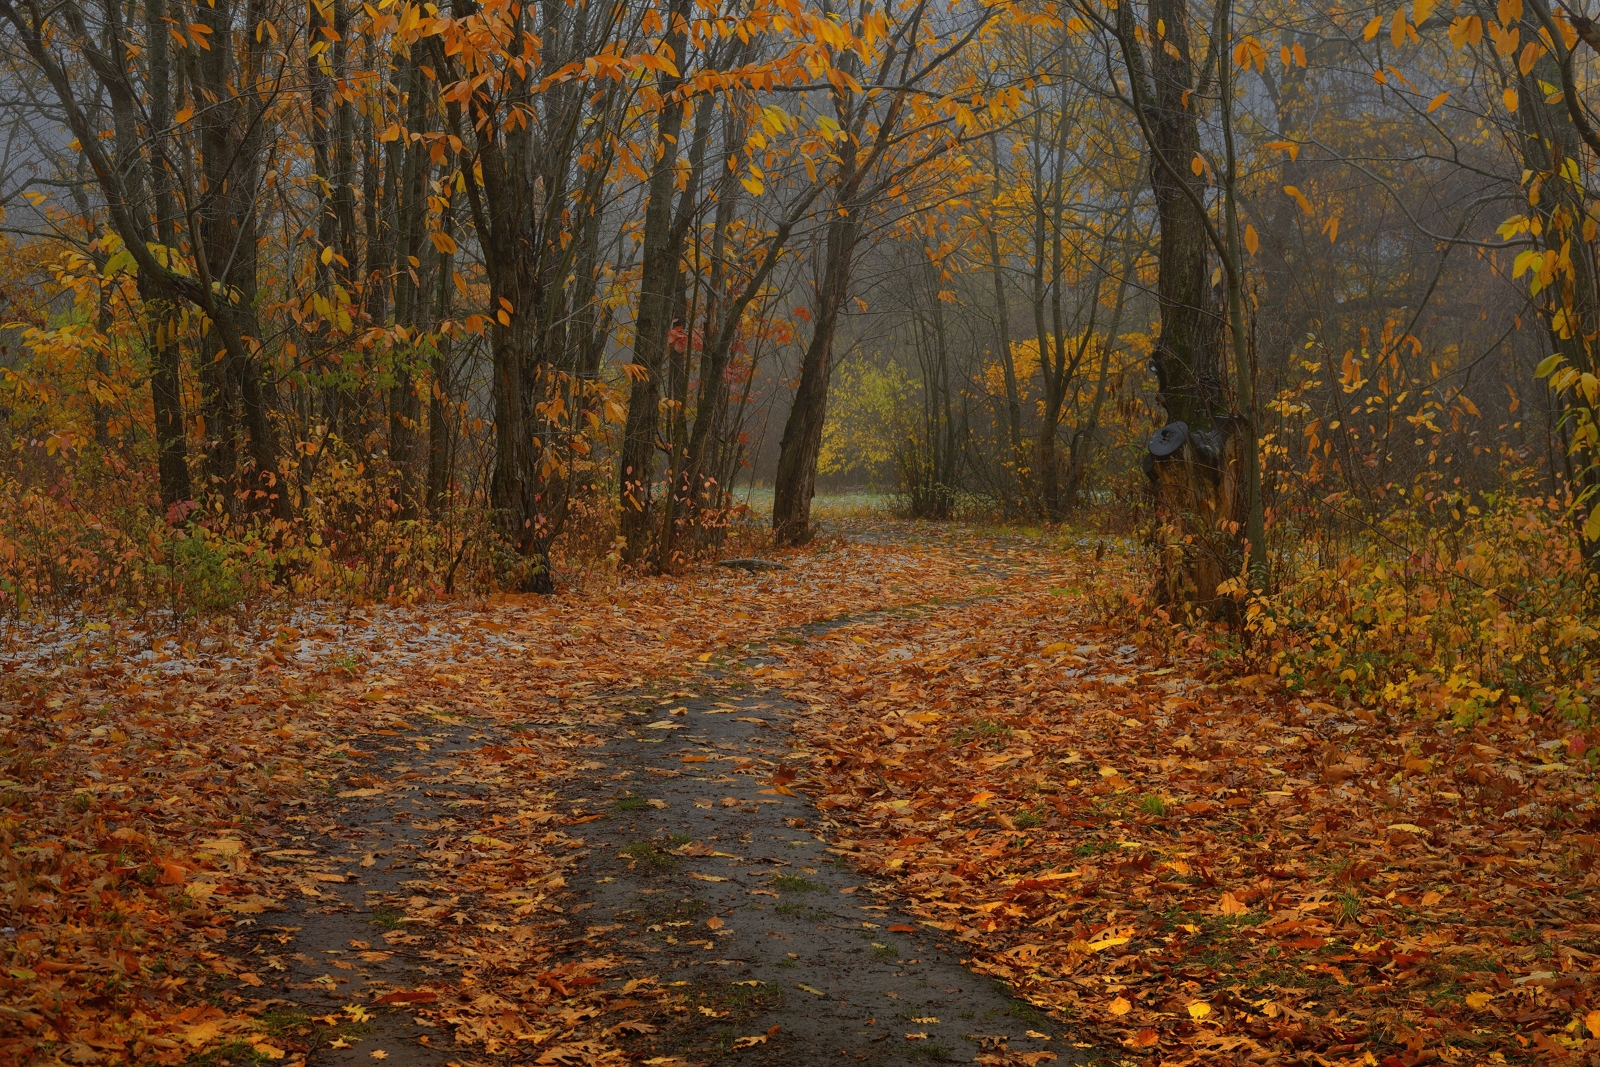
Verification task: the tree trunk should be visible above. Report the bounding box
[389,53,431,518]
[1114,0,1238,604]
[986,135,1024,490]
[144,0,191,507]
[618,0,691,564]
[773,212,858,545]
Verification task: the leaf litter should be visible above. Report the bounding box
[1,523,1595,1065]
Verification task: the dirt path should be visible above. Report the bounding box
[229,601,1078,1065]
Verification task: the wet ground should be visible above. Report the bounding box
[224,722,487,1065]
[220,693,1076,1065]
[214,542,1089,1065]
[561,689,1070,1065]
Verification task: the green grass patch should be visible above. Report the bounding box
[622,841,681,871]
[188,1039,274,1065]
[771,874,825,893]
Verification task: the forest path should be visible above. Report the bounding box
[206,520,1090,1066]
[12,517,1598,1067]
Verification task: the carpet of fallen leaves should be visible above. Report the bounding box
[0,537,968,1065]
[3,522,1599,1067]
[768,528,1600,1066]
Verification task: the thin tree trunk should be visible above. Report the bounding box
[618,0,691,563]
[986,134,1024,485]
[773,212,858,544]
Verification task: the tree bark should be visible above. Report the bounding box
[618,0,691,564]
[773,211,858,544]
[986,135,1024,488]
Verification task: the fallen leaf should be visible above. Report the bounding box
[796,983,826,996]
[1466,992,1493,1010]
[1188,1002,1211,1019]
[1085,935,1130,952]
[1109,996,1131,1016]
[184,1020,222,1047]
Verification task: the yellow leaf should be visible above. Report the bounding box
[1465,991,1493,1010]
[1363,14,1382,39]
[1584,504,1600,543]
[1188,1002,1212,1019]
[1220,892,1249,915]
[1391,8,1407,48]
[740,174,764,195]
[1190,154,1205,176]
[320,245,334,266]
[1085,935,1130,952]
[1243,224,1259,256]
[1109,996,1132,1016]
[252,1044,286,1061]
[1413,0,1436,25]
[1519,41,1542,74]
[185,1020,223,1047]
[1284,185,1313,215]
[429,230,458,254]
[1586,1009,1600,1036]
[175,107,194,124]
[1504,87,1519,112]
[1427,91,1449,112]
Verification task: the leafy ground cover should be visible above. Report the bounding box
[1,521,1597,1066]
